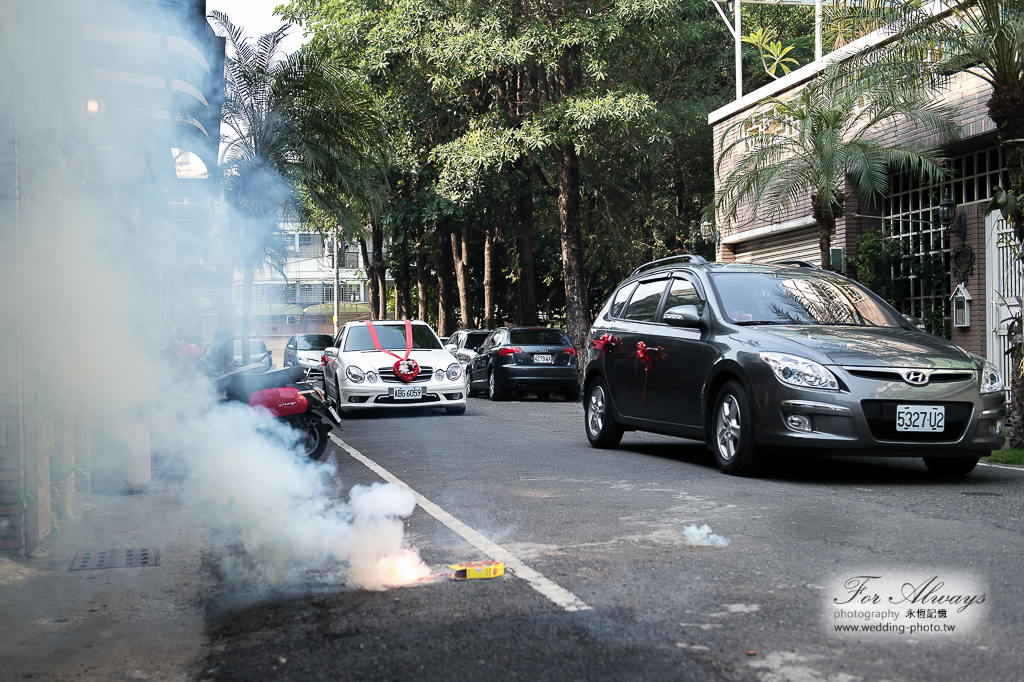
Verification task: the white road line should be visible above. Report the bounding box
[978,462,1024,472]
[330,433,592,612]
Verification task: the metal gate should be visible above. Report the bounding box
[985,211,1023,380]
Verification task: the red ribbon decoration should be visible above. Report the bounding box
[321,354,329,367]
[590,333,623,360]
[635,341,666,408]
[366,319,419,383]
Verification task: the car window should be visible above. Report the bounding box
[509,328,572,346]
[343,324,443,351]
[609,283,637,318]
[466,331,490,351]
[709,272,907,326]
[623,280,669,322]
[663,278,704,317]
[233,340,267,354]
[297,334,334,350]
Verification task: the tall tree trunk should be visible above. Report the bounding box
[484,218,498,329]
[554,142,588,352]
[371,219,386,319]
[513,157,537,325]
[416,222,430,321]
[436,219,454,336]
[360,237,378,320]
[811,194,839,269]
[451,220,472,328]
[333,227,340,336]
[241,259,255,364]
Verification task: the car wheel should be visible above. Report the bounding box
[712,381,766,476]
[446,405,467,415]
[536,390,551,401]
[923,456,980,476]
[564,385,581,402]
[488,371,507,401]
[466,371,478,398]
[585,379,623,448]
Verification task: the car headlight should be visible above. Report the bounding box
[261,356,271,365]
[981,361,1003,394]
[760,352,839,390]
[447,362,462,381]
[366,371,377,383]
[346,365,365,383]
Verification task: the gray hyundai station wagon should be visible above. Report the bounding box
[582,255,1006,476]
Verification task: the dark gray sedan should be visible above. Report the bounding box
[583,256,1006,476]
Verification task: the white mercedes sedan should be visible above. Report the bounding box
[322,320,467,415]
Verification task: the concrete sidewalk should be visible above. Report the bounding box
[0,477,212,682]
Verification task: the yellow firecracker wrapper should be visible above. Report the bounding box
[447,560,504,580]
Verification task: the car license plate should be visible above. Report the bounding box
[327,406,341,424]
[896,405,945,432]
[533,354,553,364]
[390,386,423,400]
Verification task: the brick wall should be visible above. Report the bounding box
[712,70,997,256]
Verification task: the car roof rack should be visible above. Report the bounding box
[772,260,818,269]
[630,254,708,277]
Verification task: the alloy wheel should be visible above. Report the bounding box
[716,394,742,462]
[588,384,606,438]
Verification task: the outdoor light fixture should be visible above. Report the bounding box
[951,282,972,328]
[85,99,101,116]
[939,187,967,242]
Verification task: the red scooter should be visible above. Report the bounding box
[222,367,342,460]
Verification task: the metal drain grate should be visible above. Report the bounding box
[70,548,161,571]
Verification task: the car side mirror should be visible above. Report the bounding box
[324,347,339,357]
[445,344,457,352]
[663,305,702,328]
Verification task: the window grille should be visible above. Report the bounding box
[343,284,361,302]
[882,146,1006,336]
[297,233,323,256]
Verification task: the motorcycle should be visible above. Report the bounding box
[221,366,342,460]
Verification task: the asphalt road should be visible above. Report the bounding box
[201,394,1024,682]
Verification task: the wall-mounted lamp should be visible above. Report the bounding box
[939,187,966,242]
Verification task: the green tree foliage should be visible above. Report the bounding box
[212,11,388,359]
[716,62,959,269]
[282,0,737,340]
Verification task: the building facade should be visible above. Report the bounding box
[228,228,374,338]
[0,0,224,554]
[709,28,1020,384]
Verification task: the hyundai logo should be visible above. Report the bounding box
[902,370,930,386]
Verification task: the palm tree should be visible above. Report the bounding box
[210,12,388,362]
[716,63,959,268]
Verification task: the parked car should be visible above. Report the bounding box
[283,333,335,374]
[583,255,1005,477]
[467,327,581,401]
[445,329,492,384]
[233,338,272,369]
[322,320,467,415]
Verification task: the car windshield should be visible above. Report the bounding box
[297,334,334,350]
[709,272,907,327]
[466,332,490,351]
[344,323,442,351]
[233,339,267,354]
[509,328,572,346]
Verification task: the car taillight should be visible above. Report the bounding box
[499,346,522,356]
[563,347,578,357]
